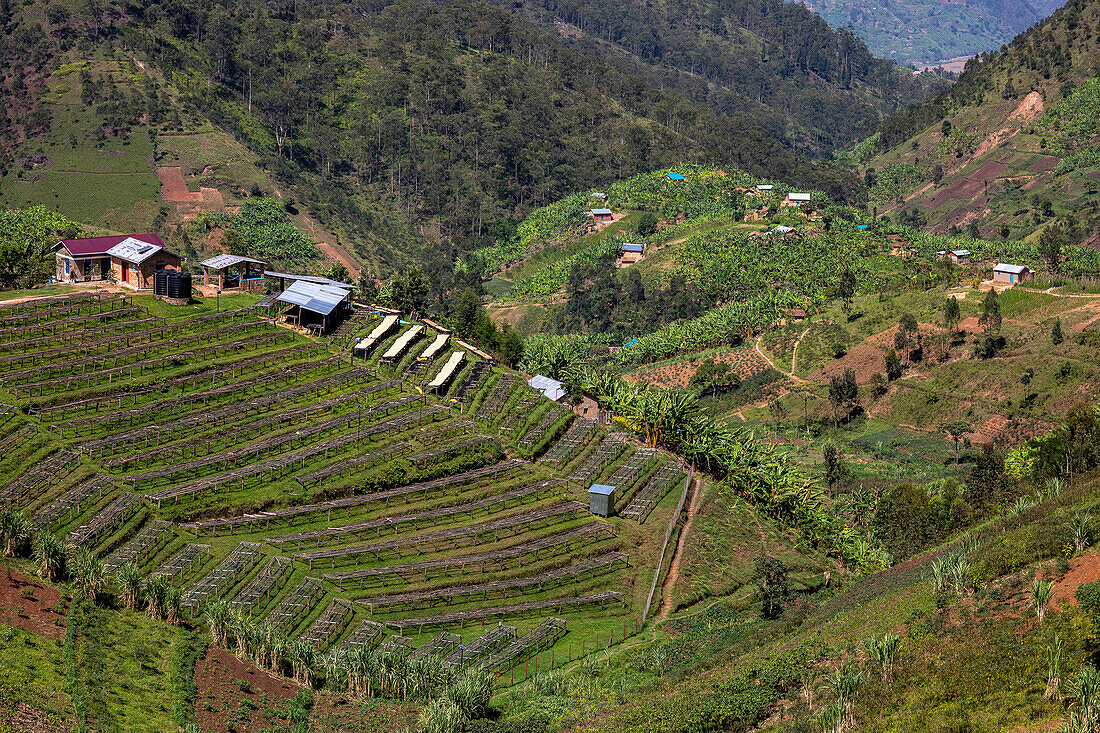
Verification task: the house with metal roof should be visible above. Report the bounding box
[590,208,614,222]
[755,184,774,191]
[53,233,171,285]
[785,192,812,207]
[528,375,566,402]
[105,237,183,290]
[200,254,266,291]
[275,279,352,333]
[993,263,1033,284]
[948,249,972,264]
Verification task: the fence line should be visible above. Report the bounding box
[641,466,693,624]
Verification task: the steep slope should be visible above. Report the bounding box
[806,0,1066,67]
[860,0,1100,243]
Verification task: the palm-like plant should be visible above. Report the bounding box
[1045,636,1063,700]
[1031,578,1055,626]
[1067,665,1100,732]
[0,507,31,557]
[818,662,862,731]
[950,554,972,596]
[864,633,901,681]
[1071,511,1093,555]
[205,599,233,646]
[33,530,68,582]
[115,562,145,610]
[418,697,466,733]
[165,586,183,625]
[289,639,317,686]
[1007,496,1034,518]
[144,573,170,620]
[70,548,106,604]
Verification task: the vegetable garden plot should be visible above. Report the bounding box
[104,519,175,572]
[0,292,124,324]
[0,303,143,339]
[67,492,140,548]
[482,617,567,672]
[410,631,462,660]
[34,474,114,528]
[76,367,379,453]
[152,543,211,578]
[182,542,264,610]
[568,437,628,483]
[299,598,354,649]
[294,501,589,569]
[265,577,325,633]
[621,463,686,523]
[323,522,613,590]
[182,460,525,534]
[0,449,76,506]
[229,556,293,615]
[355,552,630,613]
[267,478,564,551]
[442,624,516,669]
[384,591,623,633]
[0,290,105,316]
[538,419,595,468]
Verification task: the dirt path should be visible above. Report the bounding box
[657,476,702,622]
[754,328,809,383]
[294,214,361,277]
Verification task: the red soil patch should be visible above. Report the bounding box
[1008,91,1045,123]
[0,568,65,639]
[199,186,227,213]
[624,348,770,389]
[1051,552,1100,609]
[968,414,1009,446]
[195,644,301,733]
[1027,155,1061,173]
[0,702,69,733]
[311,694,421,732]
[808,342,885,385]
[157,166,201,203]
[925,159,1010,210]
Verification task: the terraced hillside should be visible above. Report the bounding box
[0,290,691,710]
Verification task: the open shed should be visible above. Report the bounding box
[275,279,352,334]
[200,254,266,291]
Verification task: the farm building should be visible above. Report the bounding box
[106,237,184,290]
[53,233,175,285]
[275,279,353,334]
[589,208,614,222]
[993,263,1033,284]
[755,184,774,192]
[588,484,616,517]
[200,254,266,291]
[574,395,608,423]
[666,173,685,181]
[619,243,644,265]
[769,225,796,236]
[785,192,812,207]
[528,375,566,402]
[590,191,607,199]
[949,249,971,264]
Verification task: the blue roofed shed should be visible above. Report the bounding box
[666,173,685,181]
[588,484,616,517]
[621,243,644,254]
[590,208,614,222]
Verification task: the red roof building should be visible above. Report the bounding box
[53,234,180,288]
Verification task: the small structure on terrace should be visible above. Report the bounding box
[200,254,266,291]
[588,484,616,517]
[993,263,1033,284]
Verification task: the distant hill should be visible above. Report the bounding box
[806,0,1067,67]
[859,0,1100,244]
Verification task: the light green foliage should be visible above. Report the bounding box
[867,163,924,207]
[197,198,317,264]
[0,206,83,288]
[1035,76,1100,172]
[471,192,591,274]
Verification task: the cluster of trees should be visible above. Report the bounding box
[0,206,81,288]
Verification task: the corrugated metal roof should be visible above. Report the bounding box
[276,279,348,316]
[56,233,163,257]
[994,263,1030,274]
[788,193,811,201]
[771,225,795,234]
[951,249,971,257]
[264,270,356,289]
[588,484,616,495]
[201,254,266,269]
[528,374,566,402]
[106,237,172,265]
[590,208,613,216]
[621,243,644,253]
[756,184,774,190]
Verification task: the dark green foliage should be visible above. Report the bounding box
[1025,403,1100,480]
[752,556,792,620]
[1052,318,1064,345]
[871,481,966,561]
[691,357,736,397]
[885,349,902,380]
[827,368,859,426]
[822,442,848,491]
[635,212,659,237]
[169,633,201,731]
[980,289,1002,335]
[965,445,1008,514]
[838,267,857,317]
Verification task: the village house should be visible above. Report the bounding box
[993,263,1034,284]
[574,395,609,424]
[619,242,644,265]
[53,233,180,286]
[785,192,812,207]
[589,208,614,222]
[107,237,184,290]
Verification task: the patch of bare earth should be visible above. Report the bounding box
[0,702,69,733]
[1052,552,1100,609]
[0,568,65,639]
[195,644,300,733]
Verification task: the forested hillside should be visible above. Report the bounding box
[806,0,1065,67]
[0,0,937,277]
[858,0,1100,243]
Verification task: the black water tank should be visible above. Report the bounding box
[167,272,192,299]
[154,270,169,296]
